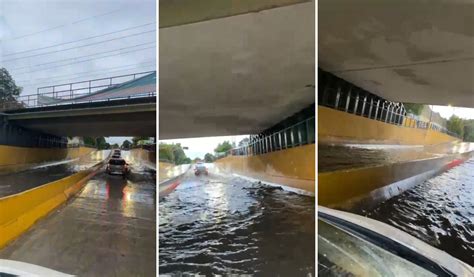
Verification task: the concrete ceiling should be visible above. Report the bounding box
[319,0,474,108]
[159,0,315,139]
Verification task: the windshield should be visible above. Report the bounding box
[318,219,436,276]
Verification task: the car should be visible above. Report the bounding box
[112,154,121,159]
[106,158,129,178]
[194,163,208,176]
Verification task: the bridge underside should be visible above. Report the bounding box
[319,0,474,108]
[159,0,315,139]
[5,98,156,137]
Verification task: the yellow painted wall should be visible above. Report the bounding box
[318,106,458,145]
[159,162,189,183]
[215,144,315,194]
[0,157,105,249]
[0,145,95,174]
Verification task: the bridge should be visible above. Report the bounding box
[1,72,156,137]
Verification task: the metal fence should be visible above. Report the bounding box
[319,85,460,139]
[217,116,315,159]
[1,71,156,111]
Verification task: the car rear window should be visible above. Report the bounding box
[109,159,126,165]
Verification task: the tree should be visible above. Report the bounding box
[403,103,424,115]
[159,143,191,165]
[132,136,149,146]
[96,137,108,150]
[83,137,96,147]
[159,143,174,162]
[204,153,215,163]
[111,143,119,149]
[462,119,474,142]
[446,115,464,138]
[214,141,233,153]
[238,137,250,147]
[0,68,23,110]
[121,140,132,149]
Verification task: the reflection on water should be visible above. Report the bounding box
[319,142,474,173]
[355,158,474,266]
[0,150,110,197]
[159,173,315,275]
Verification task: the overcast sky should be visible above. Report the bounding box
[0,0,155,95]
[432,105,474,120]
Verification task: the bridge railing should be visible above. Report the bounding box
[217,116,316,159]
[0,71,156,111]
[319,87,461,139]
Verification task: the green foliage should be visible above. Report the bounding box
[159,143,191,165]
[132,136,149,146]
[204,153,215,163]
[83,137,96,147]
[214,141,233,153]
[446,115,464,138]
[121,140,132,149]
[0,68,22,102]
[96,137,108,150]
[403,103,425,115]
[462,119,474,142]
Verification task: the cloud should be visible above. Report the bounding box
[1,0,156,95]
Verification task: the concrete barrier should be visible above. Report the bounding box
[318,106,458,145]
[159,162,190,197]
[319,150,473,208]
[0,154,107,249]
[129,148,156,170]
[0,146,95,174]
[215,144,315,195]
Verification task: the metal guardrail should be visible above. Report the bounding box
[320,87,460,139]
[1,71,156,111]
[217,116,316,159]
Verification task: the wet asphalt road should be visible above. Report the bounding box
[0,151,156,276]
[159,165,315,276]
[0,150,110,197]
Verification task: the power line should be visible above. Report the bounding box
[10,41,155,71]
[15,60,155,84]
[2,29,156,63]
[13,46,155,76]
[5,9,123,41]
[20,64,156,89]
[4,22,155,57]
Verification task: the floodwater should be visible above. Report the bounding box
[159,165,315,275]
[318,142,474,172]
[355,158,474,266]
[0,151,156,276]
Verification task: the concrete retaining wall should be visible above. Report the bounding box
[0,156,107,249]
[319,106,458,145]
[319,150,473,208]
[0,146,95,174]
[215,144,315,194]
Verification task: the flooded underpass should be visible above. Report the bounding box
[0,151,157,276]
[319,143,474,267]
[159,165,315,275]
